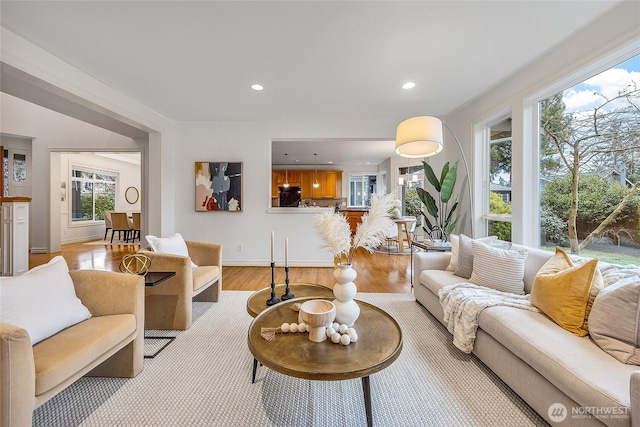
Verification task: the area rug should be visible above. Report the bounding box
[32,292,548,427]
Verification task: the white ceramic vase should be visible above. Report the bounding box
[332,263,360,326]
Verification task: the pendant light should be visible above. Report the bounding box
[283,153,290,188]
[313,153,320,188]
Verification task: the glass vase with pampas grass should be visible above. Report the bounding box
[313,192,396,325]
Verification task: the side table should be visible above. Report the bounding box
[144,271,177,358]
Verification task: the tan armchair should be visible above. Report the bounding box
[138,241,222,330]
[0,270,144,427]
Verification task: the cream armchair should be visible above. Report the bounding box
[138,241,222,330]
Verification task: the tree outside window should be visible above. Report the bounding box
[539,55,640,258]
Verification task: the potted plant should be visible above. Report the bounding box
[416,160,460,242]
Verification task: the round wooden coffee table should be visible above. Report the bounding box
[247,296,402,427]
[245,282,335,317]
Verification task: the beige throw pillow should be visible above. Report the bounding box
[447,234,498,273]
[589,276,640,364]
[469,241,528,294]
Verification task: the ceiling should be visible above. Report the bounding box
[0,1,622,166]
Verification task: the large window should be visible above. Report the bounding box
[486,117,513,241]
[349,174,377,207]
[71,167,117,223]
[538,54,640,262]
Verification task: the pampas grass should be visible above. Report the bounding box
[313,193,396,264]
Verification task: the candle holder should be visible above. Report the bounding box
[266,262,280,306]
[281,266,295,300]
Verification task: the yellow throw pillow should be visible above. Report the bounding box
[530,247,603,336]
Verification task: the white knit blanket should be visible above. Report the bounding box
[438,283,540,354]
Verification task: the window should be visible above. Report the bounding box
[538,54,640,261]
[3,149,28,197]
[485,117,512,241]
[349,174,377,207]
[398,164,424,228]
[71,167,117,223]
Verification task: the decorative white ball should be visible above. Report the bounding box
[332,322,340,331]
[298,322,307,333]
[280,323,290,333]
[331,332,341,343]
[326,327,336,337]
[349,332,358,342]
[289,323,298,333]
[306,323,311,333]
[339,324,348,334]
[340,334,351,345]
[347,327,357,336]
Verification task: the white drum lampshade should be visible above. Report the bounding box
[395,116,444,158]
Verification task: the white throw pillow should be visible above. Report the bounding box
[447,234,498,274]
[469,241,528,294]
[0,256,91,345]
[146,233,198,267]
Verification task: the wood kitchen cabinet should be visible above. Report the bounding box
[312,171,342,199]
[273,169,342,200]
[272,170,302,198]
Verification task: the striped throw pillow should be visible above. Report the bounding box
[470,241,528,294]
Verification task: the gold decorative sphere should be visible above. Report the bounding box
[119,254,151,276]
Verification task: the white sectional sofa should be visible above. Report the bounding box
[412,239,640,427]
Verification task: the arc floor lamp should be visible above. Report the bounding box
[395,116,474,237]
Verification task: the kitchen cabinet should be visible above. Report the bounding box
[272,170,302,198]
[312,171,342,199]
[273,170,342,200]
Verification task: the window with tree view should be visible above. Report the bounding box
[71,168,117,223]
[488,117,512,241]
[539,55,640,263]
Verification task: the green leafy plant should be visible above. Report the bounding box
[416,160,460,240]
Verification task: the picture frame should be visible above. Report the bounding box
[195,162,242,212]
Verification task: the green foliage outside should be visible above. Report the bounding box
[404,188,422,228]
[541,174,638,238]
[80,193,114,221]
[488,192,511,241]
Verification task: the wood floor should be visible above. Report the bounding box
[29,242,413,293]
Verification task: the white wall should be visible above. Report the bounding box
[173,121,395,266]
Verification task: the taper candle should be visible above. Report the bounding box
[270,231,274,263]
[285,238,289,267]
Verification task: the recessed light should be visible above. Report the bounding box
[402,82,416,90]
[251,84,264,91]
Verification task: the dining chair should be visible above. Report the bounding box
[130,212,141,243]
[103,210,113,240]
[110,212,132,243]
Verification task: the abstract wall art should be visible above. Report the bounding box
[195,162,242,212]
